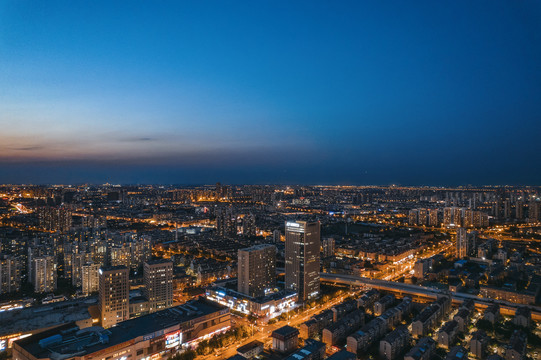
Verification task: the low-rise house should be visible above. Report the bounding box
[483,304,500,324]
[347,317,387,353]
[404,337,436,360]
[331,300,358,322]
[285,339,326,360]
[504,330,527,360]
[374,294,395,316]
[445,345,469,360]
[322,309,364,347]
[379,326,410,360]
[357,289,379,312]
[300,310,334,339]
[438,320,459,349]
[453,308,471,333]
[470,330,490,359]
[460,299,475,311]
[272,326,299,354]
[411,297,450,338]
[237,340,264,359]
[326,349,356,360]
[300,319,319,339]
[512,306,531,329]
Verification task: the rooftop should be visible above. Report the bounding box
[285,339,325,360]
[237,340,263,354]
[15,298,227,360]
[445,346,468,360]
[145,258,173,265]
[326,350,357,360]
[0,298,95,337]
[271,326,299,340]
[239,243,275,252]
[405,337,435,360]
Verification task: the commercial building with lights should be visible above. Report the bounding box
[12,298,230,360]
[206,286,297,318]
[0,299,93,354]
[285,221,321,301]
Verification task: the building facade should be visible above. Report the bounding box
[285,221,321,301]
[99,266,129,328]
[143,259,173,313]
[237,244,276,297]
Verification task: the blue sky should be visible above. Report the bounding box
[1,1,540,185]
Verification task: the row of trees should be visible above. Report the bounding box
[167,326,250,360]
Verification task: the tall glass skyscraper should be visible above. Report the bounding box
[285,221,321,301]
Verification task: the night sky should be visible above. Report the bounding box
[1,1,540,185]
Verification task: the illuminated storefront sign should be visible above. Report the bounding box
[165,331,183,349]
[0,333,32,351]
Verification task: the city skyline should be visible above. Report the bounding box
[1,1,541,185]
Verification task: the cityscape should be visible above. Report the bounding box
[1,2,541,360]
[0,185,540,360]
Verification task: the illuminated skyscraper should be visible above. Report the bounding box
[238,244,276,297]
[418,209,428,226]
[31,256,57,293]
[285,221,320,301]
[456,228,468,259]
[0,254,21,294]
[143,259,173,313]
[428,209,439,227]
[82,263,100,295]
[408,210,419,225]
[322,237,335,258]
[443,207,453,226]
[99,265,129,328]
[530,201,540,223]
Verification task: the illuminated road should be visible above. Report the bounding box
[200,296,348,359]
[321,272,541,320]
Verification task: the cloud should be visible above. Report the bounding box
[9,146,45,151]
[120,136,155,142]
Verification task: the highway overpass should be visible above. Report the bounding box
[321,272,541,321]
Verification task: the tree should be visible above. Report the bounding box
[168,350,196,360]
[476,319,494,334]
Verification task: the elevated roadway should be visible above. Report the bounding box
[321,272,541,321]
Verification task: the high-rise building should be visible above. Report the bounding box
[241,213,256,237]
[143,259,173,313]
[453,208,463,227]
[238,244,276,297]
[285,221,321,301]
[82,263,100,295]
[322,237,335,258]
[71,252,89,287]
[428,209,439,227]
[443,208,453,226]
[38,206,72,232]
[273,230,281,243]
[408,210,419,226]
[216,208,237,237]
[99,265,129,328]
[110,245,131,268]
[0,254,21,294]
[503,200,511,219]
[456,228,468,259]
[529,201,540,223]
[31,256,57,293]
[515,201,524,220]
[463,210,474,228]
[418,209,428,226]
